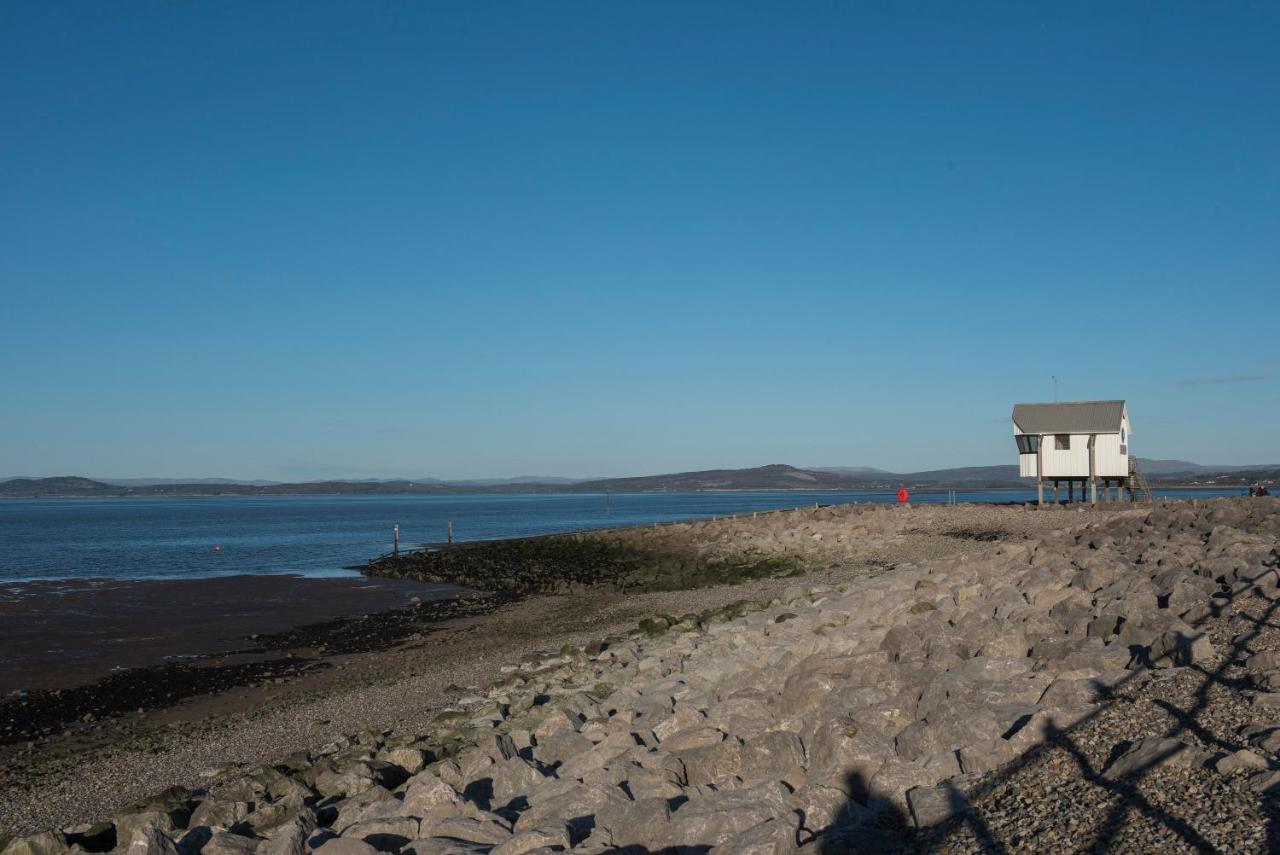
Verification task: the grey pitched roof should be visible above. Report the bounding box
[1012,400,1126,434]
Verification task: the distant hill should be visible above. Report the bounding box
[572,464,857,492]
[6,460,1280,498]
[99,477,283,487]
[445,476,583,487]
[898,465,1021,483]
[1135,459,1280,476]
[809,466,895,478]
[0,477,118,497]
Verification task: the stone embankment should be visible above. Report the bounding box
[363,502,1005,598]
[6,499,1280,853]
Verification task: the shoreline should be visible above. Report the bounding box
[1,500,1129,837]
[0,485,1255,500]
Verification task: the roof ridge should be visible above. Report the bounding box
[1013,399,1125,406]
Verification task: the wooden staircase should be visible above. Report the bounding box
[1127,457,1154,502]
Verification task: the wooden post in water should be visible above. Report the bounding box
[447,520,454,544]
[393,523,400,557]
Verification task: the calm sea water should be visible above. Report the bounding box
[0,488,1249,584]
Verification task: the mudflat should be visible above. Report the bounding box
[0,574,444,692]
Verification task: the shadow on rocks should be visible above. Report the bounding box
[815,772,912,854]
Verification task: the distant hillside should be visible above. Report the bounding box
[1136,459,1280,477]
[0,477,118,497]
[572,464,857,492]
[1150,468,1280,487]
[809,466,895,478]
[6,460,1280,498]
[899,465,1021,484]
[100,477,283,487]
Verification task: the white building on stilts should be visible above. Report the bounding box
[1012,399,1150,504]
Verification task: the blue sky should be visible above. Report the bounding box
[2,2,1277,480]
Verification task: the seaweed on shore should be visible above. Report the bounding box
[363,535,804,598]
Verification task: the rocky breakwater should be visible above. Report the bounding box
[6,499,1280,854]
[363,502,933,599]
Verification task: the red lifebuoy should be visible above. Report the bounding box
[897,488,909,504]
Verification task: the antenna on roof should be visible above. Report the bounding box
[1052,376,1058,402]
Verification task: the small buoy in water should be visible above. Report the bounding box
[214,545,222,552]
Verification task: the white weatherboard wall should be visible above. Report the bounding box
[1093,431,1128,477]
[1042,434,1090,479]
[1015,417,1131,479]
[1019,453,1036,478]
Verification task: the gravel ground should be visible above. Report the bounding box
[916,549,1280,852]
[0,501,1127,837]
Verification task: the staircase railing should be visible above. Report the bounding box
[1128,457,1154,502]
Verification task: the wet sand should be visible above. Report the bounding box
[0,574,447,693]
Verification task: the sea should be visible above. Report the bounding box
[0,488,1251,584]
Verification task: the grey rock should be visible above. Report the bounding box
[530,730,593,768]
[740,731,806,782]
[383,749,428,776]
[197,831,259,855]
[1212,749,1272,774]
[401,841,490,855]
[257,817,314,855]
[113,813,179,850]
[124,828,179,855]
[1148,626,1217,668]
[593,796,672,849]
[708,816,800,854]
[672,740,741,786]
[1102,737,1211,781]
[513,782,623,837]
[417,817,510,847]
[906,784,970,829]
[666,785,793,849]
[0,832,68,855]
[341,818,420,852]
[484,757,548,808]
[309,840,378,855]
[401,773,463,820]
[188,800,251,832]
[331,788,399,834]
[488,824,570,855]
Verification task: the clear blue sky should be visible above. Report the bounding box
[2,2,1277,480]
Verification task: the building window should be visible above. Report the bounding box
[1055,434,1071,451]
[1015,435,1039,454]
[1121,429,1126,443]
[1120,444,1127,455]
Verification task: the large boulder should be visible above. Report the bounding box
[739,731,806,782]
[124,828,179,855]
[0,833,67,855]
[1102,737,1211,781]
[310,840,378,855]
[592,796,674,849]
[1148,626,1217,668]
[666,784,793,849]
